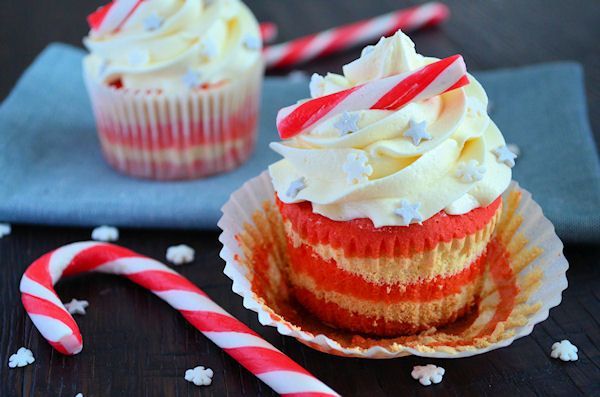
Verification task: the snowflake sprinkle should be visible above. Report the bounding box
[91,226,119,242]
[143,12,163,31]
[182,69,202,89]
[166,244,195,265]
[455,160,486,183]
[64,299,89,315]
[394,199,423,226]
[334,112,360,135]
[128,49,150,66]
[493,145,517,168]
[243,35,261,50]
[0,223,11,238]
[342,152,373,184]
[411,364,445,386]
[404,119,431,146]
[185,366,214,386]
[286,177,306,199]
[551,340,578,362]
[8,347,35,368]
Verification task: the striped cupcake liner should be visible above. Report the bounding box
[83,59,264,180]
[218,171,568,359]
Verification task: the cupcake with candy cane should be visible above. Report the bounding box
[83,0,264,180]
[269,30,515,336]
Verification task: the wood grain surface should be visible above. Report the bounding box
[1,1,599,396]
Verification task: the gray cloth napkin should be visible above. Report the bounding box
[1,43,599,242]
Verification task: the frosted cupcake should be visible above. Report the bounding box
[83,0,264,180]
[269,31,516,336]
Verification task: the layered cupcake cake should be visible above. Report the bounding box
[83,0,264,179]
[269,31,515,336]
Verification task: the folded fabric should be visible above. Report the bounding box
[0,43,598,242]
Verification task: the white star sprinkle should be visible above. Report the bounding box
[394,199,423,226]
[286,177,306,199]
[200,38,218,59]
[455,160,486,183]
[309,73,325,98]
[64,299,89,315]
[411,364,445,386]
[493,145,517,167]
[143,12,163,31]
[334,112,360,135]
[91,226,119,242]
[182,69,202,89]
[185,366,214,386]
[243,35,261,50]
[128,49,150,66]
[551,340,578,362]
[8,347,35,368]
[342,152,373,184]
[166,244,195,265]
[403,119,431,146]
[0,223,11,238]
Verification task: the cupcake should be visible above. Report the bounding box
[268,31,515,337]
[83,0,264,180]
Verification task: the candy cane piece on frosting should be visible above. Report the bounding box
[87,0,144,35]
[19,242,339,397]
[276,54,468,139]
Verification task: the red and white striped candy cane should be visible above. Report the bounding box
[87,0,143,35]
[277,54,468,139]
[259,22,278,44]
[263,2,449,69]
[20,242,339,396]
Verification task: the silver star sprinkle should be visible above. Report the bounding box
[243,35,261,50]
[286,177,306,199]
[456,160,486,182]
[128,49,150,66]
[342,152,373,184]
[404,119,432,146]
[182,69,201,89]
[394,199,423,226]
[143,12,163,31]
[492,145,517,168]
[64,298,89,315]
[334,112,360,135]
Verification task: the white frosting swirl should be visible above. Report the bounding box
[83,0,261,92]
[269,31,512,227]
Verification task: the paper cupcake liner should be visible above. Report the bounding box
[84,59,264,180]
[218,171,569,359]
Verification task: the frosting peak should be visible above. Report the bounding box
[269,30,513,227]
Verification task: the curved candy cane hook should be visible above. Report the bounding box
[20,241,339,396]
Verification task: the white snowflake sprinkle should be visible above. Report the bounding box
[455,160,486,183]
[185,366,214,386]
[91,226,119,242]
[182,69,202,89]
[166,244,195,265]
[0,223,11,238]
[309,73,325,97]
[200,38,218,59]
[492,145,517,168]
[334,112,360,135]
[243,35,261,50]
[342,152,373,184]
[394,199,423,226]
[411,364,445,386]
[143,12,163,31]
[404,119,431,146]
[64,299,89,315]
[8,347,35,368]
[286,177,306,199]
[551,340,578,362]
[128,49,150,66]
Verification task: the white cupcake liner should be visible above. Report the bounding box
[83,59,264,180]
[218,171,569,359]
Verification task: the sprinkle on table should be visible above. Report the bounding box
[64,299,89,316]
[8,347,35,368]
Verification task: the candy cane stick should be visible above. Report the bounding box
[264,2,450,69]
[277,54,468,139]
[20,242,339,397]
[259,22,278,44]
[87,0,143,35]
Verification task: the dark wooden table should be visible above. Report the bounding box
[1,1,599,396]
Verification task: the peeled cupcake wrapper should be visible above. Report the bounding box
[218,171,569,359]
[83,59,264,180]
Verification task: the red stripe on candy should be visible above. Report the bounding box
[87,2,115,31]
[226,346,313,376]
